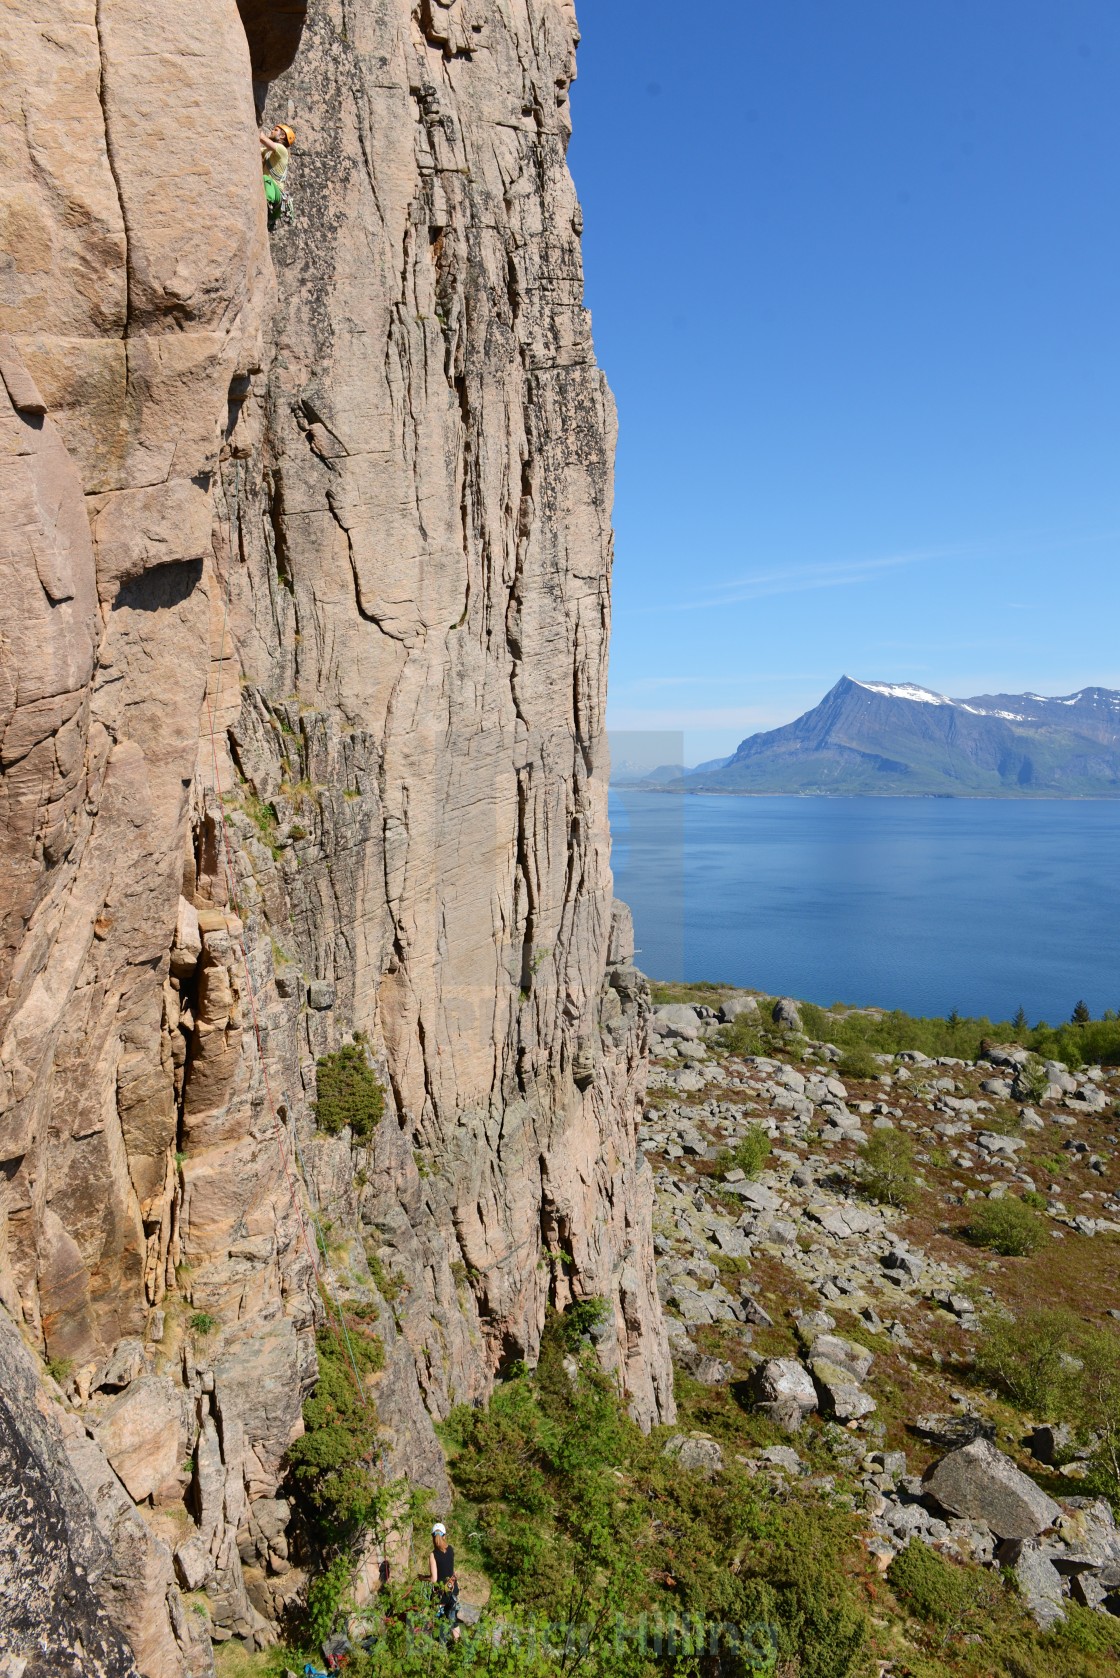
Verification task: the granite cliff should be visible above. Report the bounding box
[0,1,672,1668]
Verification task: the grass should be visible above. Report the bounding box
[189,1311,217,1335]
[241,792,281,859]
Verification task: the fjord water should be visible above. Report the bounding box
[609,791,1120,1023]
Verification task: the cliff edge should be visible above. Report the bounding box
[0,0,672,1669]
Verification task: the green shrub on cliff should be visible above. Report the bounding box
[286,1323,383,1545]
[313,1044,384,1142]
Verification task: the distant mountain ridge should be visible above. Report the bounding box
[649,677,1120,797]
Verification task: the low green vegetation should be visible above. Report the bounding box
[835,1044,883,1081]
[189,1311,218,1336]
[717,1123,772,1180]
[887,1539,999,1636]
[314,1044,385,1142]
[438,1306,870,1678]
[973,1306,1120,1508]
[858,1127,918,1208]
[242,791,282,859]
[964,1195,1047,1257]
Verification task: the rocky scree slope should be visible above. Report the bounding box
[0,0,671,1670]
[644,989,1120,1646]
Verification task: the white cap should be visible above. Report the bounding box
[432,1522,447,1537]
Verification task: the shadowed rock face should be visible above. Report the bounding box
[1,0,671,1668]
[236,0,308,81]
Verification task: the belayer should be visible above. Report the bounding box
[260,123,295,228]
[429,1523,461,1643]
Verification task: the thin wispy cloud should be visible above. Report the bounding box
[618,671,824,694]
[647,547,948,614]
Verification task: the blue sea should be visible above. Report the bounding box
[608,791,1120,1024]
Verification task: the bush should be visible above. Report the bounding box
[887,1539,997,1634]
[314,1044,385,1141]
[1017,1054,1050,1102]
[189,1311,217,1335]
[286,1323,383,1546]
[837,1045,882,1081]
[731,1124,772,1179]
[966,1196,1046,1257]
[973,1305,1081,1413]
[716,1012,767,1058]
[859,1128,917,1208]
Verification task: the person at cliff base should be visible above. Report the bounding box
[260,123,295,226]
[430,1523,461,1642]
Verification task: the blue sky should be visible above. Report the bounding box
[568,0,1120,766]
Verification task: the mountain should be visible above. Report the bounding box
[676,678,1120,796]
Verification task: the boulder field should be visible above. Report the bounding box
[644,993,1120,1631]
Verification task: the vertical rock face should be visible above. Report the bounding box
[1,0,671,1669]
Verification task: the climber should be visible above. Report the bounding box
[429,1523,461,1643]
[260,123,295,228]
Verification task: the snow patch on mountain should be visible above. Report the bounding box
[854,681,954,706]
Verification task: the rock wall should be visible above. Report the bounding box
[0,0,672,1669]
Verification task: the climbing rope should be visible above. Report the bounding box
[199,458,372,1411]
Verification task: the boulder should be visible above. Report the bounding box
[758,1445,801,1473]
[881,1248,924,1285]
[94,1338,145,1393]
[93,1376,182,1503]
[748,1358,818,1430]
[651,1004,701,1041]
[922,1439,1062,1541]
[997,1538,1066,1627]
[810,1357,876,1421]
[738,1292,774,1329]
[807,1334,874,1384]
[914,1413,995,1450]
[719,995,759,1024]
[662,1432,724,1477]
[807,1204,878,1239]
[771,997,803,1032]
[1025,1423,1074,1468]
[727,1181,779,1213]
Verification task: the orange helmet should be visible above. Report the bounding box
[277,124,296,148]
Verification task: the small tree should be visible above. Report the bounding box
[1072,999,1092,1025]
[973,1304,1081,1413]
[1075,1326,1120,1506]
[732,1124,772,1179]
[859,1128,917,1208]
[1012,1006,1028,1035]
